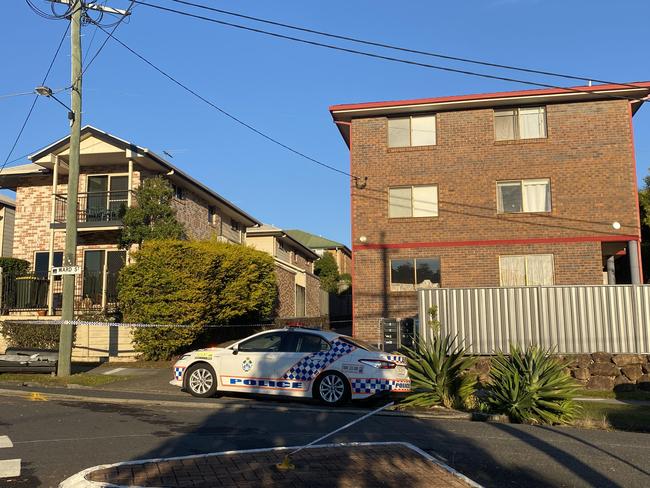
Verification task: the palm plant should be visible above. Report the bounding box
[487,345,580,424]
[401,333,478,409]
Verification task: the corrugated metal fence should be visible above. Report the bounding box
[418,285,650,354]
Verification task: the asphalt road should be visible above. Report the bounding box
[0,389,649,488]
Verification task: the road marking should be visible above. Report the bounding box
[0,458,21,478]
[29,392,48,402]
[102,368,126,375]
[0,436,13,449]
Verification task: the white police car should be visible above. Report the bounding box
[170,327,411,406]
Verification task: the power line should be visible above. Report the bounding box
[93,23,358,180]
[2,23,70,171]
[0,87,68,101]
[166,0,647,92]
[131,0,647,103]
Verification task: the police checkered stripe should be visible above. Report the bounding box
[351,378,411,394]
[282,339,355,381]
[385,355,407,364]
[174,366,185,380]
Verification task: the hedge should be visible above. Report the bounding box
[0,257,30,276]
[0,321,74,350]
[118,239,277,360]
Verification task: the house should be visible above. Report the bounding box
[285,229,352,275]
[329,82,650,343]
[0,195,15,257]
[246,225,321,318]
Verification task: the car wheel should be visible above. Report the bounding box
[314,371,350,406]
[185,363,218,398]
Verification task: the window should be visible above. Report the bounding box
[238,332,285,352]
[390,258,441,291]
[388,115,436,147]
[291,333,330,353]
[86,175,128,222]
[500,254,554,286]
[389,185,438,218]
[295,284,306,316]
[497,179,551,213]
[172,184,185,200]
[208,206,216,224]
[495,107,546,140]
[230,219,241,232]
[34,251,63,277]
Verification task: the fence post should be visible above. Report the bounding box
[101,264,108,312]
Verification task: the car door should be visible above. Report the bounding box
[273,331,332,395]
[218,331,288,393]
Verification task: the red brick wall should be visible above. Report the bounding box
[275,265,296,318]
[350,99,640,342]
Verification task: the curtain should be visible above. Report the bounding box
[495,109,516,140]
[523,180,550,212]
[412,186,438,217]
[518,107,546,139]
[411,115,436,146]
[500,256,526,286]
[389,187,412,217]
[526,255,554,285]
[388,118,410,147]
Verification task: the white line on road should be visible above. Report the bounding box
[102,368,126,375]
[0,436,13,449]
[0,458,21,478]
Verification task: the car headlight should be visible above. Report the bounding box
[359,359,396,369]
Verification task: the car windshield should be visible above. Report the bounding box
[338,335,381,352]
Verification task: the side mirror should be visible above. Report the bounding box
[232,344,239,355]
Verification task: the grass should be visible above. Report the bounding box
[0,372,133,387]
[577,389,650,401]
[572,401,650,433]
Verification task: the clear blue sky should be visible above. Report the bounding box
[1,0,648,246]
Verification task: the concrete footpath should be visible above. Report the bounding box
[59,442,482,488]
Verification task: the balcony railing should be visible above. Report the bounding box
[53,191,132,226]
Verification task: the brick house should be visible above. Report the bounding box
[246,225,321,318]
[0,195,15,257]
[330,82,650,343]
[285,229,352,275]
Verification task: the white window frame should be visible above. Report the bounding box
[388,185,439,218]
[496,178,551,214]
[387,115,437,147]
[494,106,547,141]
[499,254,555,286]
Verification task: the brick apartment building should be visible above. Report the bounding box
[330,82,650,343]
[0,126,320,325]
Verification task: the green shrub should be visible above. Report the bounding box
[0,321,74,350]
[0,257,30,276]
[487,345,580,424]
[402,333,477,409]
[118,239,277,360]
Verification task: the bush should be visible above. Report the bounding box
[314,252,340,293]
[0,320,74,350]
[487,345,580,424]
[401,333,477,409]
[0,257,30,276]
[118,239,277,360]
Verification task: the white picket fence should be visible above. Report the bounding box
[418,285,650,354]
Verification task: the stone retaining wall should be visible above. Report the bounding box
[472,353,650,391]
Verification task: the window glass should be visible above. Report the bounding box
[412,186,438,217]
[389,187,412,218]
[294,333,330,353]
[208,206,216,224]
[34,251,63,276]
[518,107,546,139]
[500,256,526,286]
[416,258,441,287]
[410,115,436,146]
[497,182,523,213]
[525,255,554,285]
[238,332,284,352]
[522,179,551,212]
[388,118,410,147]
[339,336,380,352]
[390,259,415,289]
[495,109,516,140]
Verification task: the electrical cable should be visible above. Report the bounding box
[93,23,359,180]
[166,0,647,92]
[131,0,648,103]
[2,23,70,172]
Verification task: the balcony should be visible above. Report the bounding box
[52,191,132,229]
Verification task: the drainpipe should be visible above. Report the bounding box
[628,240,641,284]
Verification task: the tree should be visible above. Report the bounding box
[639,176,650,281]
[119,176,185,248]
[314,252,340,293]
[118,239,277,359]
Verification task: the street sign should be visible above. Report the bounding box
[51,266,81,276]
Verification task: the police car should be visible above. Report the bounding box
[170,327,411,406]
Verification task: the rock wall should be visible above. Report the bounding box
[472,353,650,391]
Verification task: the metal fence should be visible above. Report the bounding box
[418,285,650,354]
